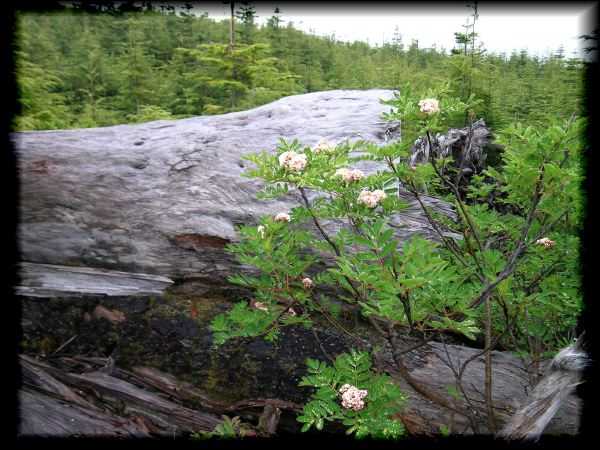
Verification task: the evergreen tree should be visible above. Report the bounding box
[180,42,297,112]
[265,7,284,58]
[14,55,72,130]
[235,1,257,45]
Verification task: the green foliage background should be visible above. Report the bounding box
[14,3,584,131]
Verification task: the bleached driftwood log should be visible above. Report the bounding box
[15,89,456,284]
[498,339,589,442]
[15,262,173,297]
[409,118,502,171]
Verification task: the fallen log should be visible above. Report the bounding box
[18,275,582,437]
[498,339,589,442]
[16,262,173,298]
[19,355,151,438]
[18,389,150,438]
[14,89,455,285]
[19,354,229,438]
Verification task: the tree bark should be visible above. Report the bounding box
[498,341,588,442]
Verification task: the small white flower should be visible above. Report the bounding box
[350,169,365,181]
[302,277,313,289]
[418,98,440,115]
[289,153,307,170]
[339,384,351,394]
[335,168,365,183]
[254,301,269,312]
[357,190,385,208]
[279,151,307,171]
[536,237,556,248]
[335,168,353,182]
[372,189,387,202]
[313,139,336,153]
[187,186,202,195]
[274,212,291,222]
[357,190,378,208]
[279,151,295,167]
[285,307,296,317]
[357,190,386,208]
[257,225,266,238]
[339,384,368,411]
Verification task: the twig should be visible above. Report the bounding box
[299,186,369,305]
[427,131,485,255]
[225,398,304,414]
[299,186,340,256]
[435,338,482,433]
[523,260,562,295]
[308,291,357,342]
[484,296,497,432]
[388,335,472,419]
[406,180,486,284]
[310,327,334,363]
[51,335,78,356]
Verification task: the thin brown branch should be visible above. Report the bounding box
[435,338,482,433]
[51,335,78,356]
[299,186,341,256]
[388,335,472,419]
[427,130,485,255]
[308,290,358,341]
[407,181,486,284]
[523,260,562,295]
[484,296,497,432]
[225,398,304,414]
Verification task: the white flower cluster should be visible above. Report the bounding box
[357,189,387,208]
[257,225,266,238]
[302,277,313,289]
[255,302,296,318]
[274,212,291,222]
[536,237,556,248]
[335,168,365,183]
[339,384,368,411]
[313,139,336,153]
[279,151,307,171]
[418,98,440,115]
[254,301,269,312]
[282,307,296,318]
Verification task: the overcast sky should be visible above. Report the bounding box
[196,1,597,59]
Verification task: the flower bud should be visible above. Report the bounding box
[302,277,313,289]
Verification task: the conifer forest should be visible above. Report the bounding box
[14,2,586,132]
